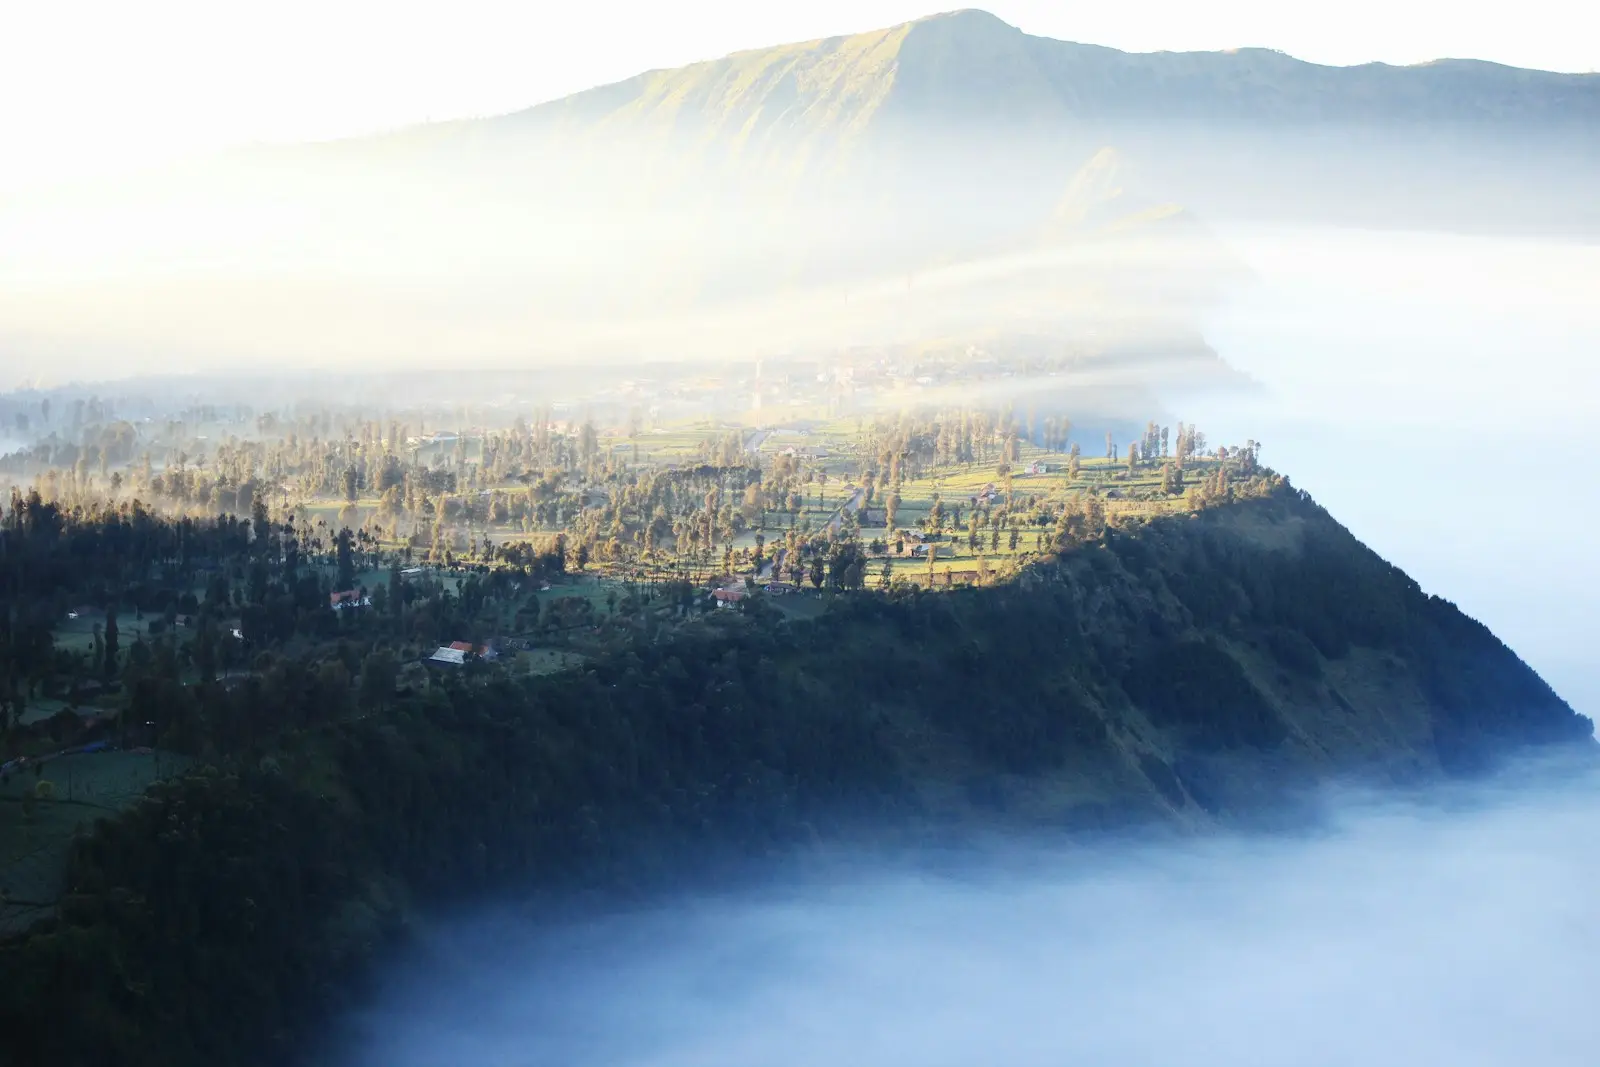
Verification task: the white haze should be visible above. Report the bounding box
[0,139,1234,385]
[330,762,1600,1067]
[2,132,1596,706]
[1189,225,1600,713]
[4,54,1598,1067]
[2,124,1595,710]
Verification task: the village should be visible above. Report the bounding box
[1,363,1270,929]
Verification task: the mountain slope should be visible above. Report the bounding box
[1040,146,1190,239]
[6,10,1596,378]
[0,488,1591,1067]
[483,9,1599,147]
[327,8,1599,270]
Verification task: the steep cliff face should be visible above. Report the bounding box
[777,489,1590,834]
[0,489,1588,1067]
[916,491,1592,823]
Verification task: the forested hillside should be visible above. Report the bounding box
[0,486,1587,1067]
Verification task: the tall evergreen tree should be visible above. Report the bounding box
[102,606,119,682]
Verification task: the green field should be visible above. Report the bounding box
[1,749,192,933]
[52,610,164,659]
[518,648,587,675]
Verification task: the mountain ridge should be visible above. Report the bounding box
[6,9,1597,382]
[0,486,1591,1067]
[340,6,1597,178]
[317,7,1598,242]
[477,8,1600,141]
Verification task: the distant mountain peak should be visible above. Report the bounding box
[909,8,1021,30]
[456,5,1600,169]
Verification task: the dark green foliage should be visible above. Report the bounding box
[1409,594,1591,771]
[1266,626,1323,679]
[102,608,118,681]
[0,487,1590,1067]
[0,770,356,1067]
[813,587,1109,773]
[0,627,905,1067]
[1138,753,1186,808]
[1171,754,1224,814]
[1123,639,1287,750]
[334,528,355,591]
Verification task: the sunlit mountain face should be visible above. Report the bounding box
[2,9,1595,387]
[1,13,1598,1067]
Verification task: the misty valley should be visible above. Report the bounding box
[330,765,1600,1067]
[1,8,1598,1067]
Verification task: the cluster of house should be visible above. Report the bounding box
[425,640,499,667]
[710,588,745,609]
[970,465,1049,511]
[405,430,464,448]
[777,444,831,460]
[710,580,814,601]
[707,576,820,605]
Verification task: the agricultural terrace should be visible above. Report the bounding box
[0,402,1276,932]
[248,411,1273,597]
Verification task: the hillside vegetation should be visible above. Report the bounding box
[0,487,1588,1067]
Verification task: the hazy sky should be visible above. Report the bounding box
[5,0,1597,191]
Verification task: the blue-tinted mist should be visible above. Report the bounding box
[327,762,1600,1067]
[1193,225,1600,713]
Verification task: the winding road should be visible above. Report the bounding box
[825,486,865,535]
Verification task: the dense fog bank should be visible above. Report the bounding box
[326,758,1599,1067]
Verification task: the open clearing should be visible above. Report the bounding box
[1,749,192,933]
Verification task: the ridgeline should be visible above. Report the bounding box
[0,485,1589,1067]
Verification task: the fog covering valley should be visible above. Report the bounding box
[325,755,1600,1067]
[3,10,1600,1067]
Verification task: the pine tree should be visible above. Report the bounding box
[195,621,216,684]
[103,607,119,681]
[336,528,356,591]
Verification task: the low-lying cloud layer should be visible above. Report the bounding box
[328,760,1599,1067]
